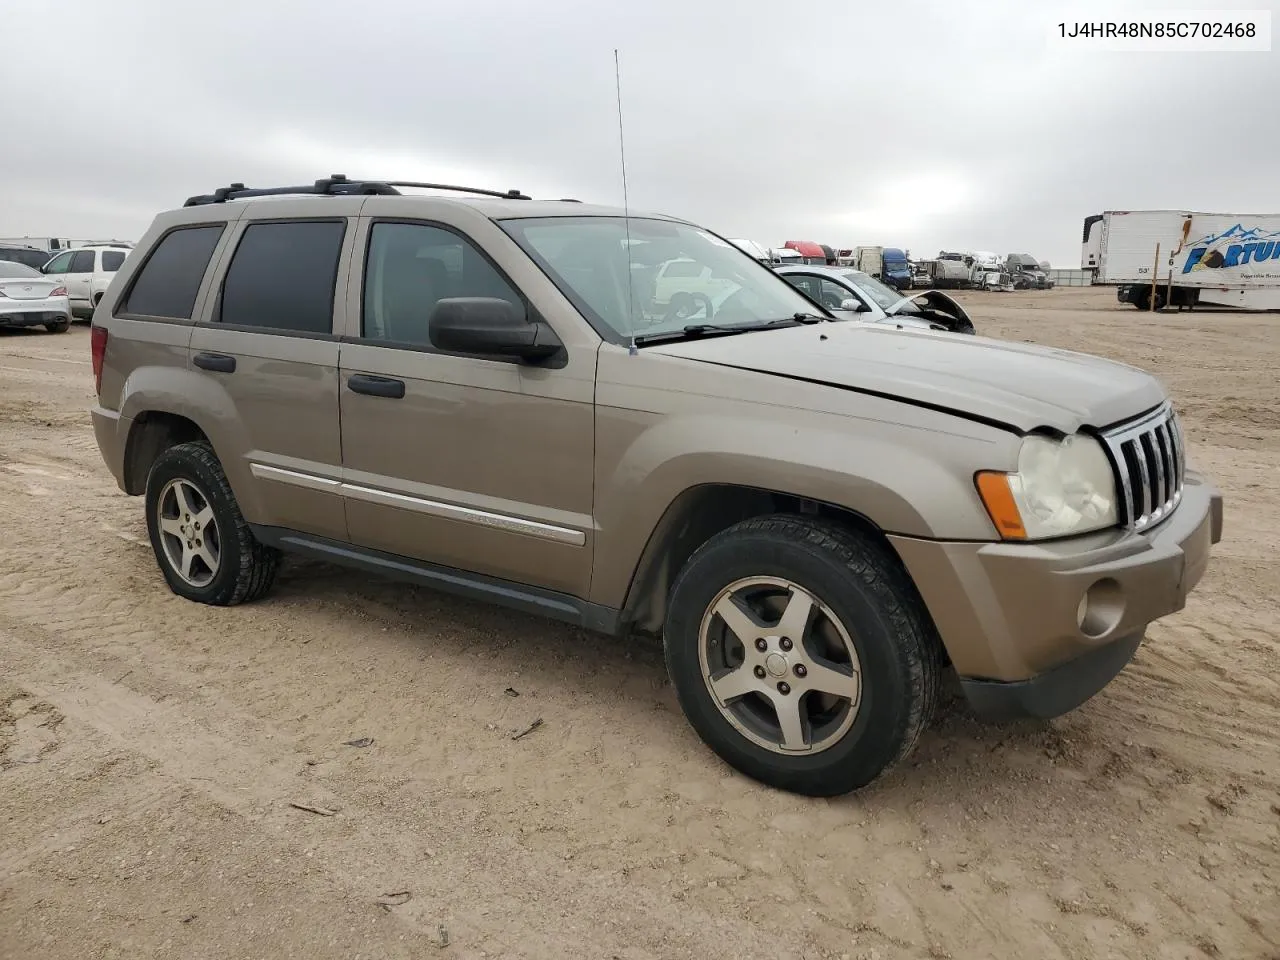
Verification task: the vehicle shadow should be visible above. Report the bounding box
[265,553,1134,807]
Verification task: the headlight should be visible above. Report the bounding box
[975,433,1118,540]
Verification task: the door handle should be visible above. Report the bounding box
[348,374,406,399]
[193,352,236,373]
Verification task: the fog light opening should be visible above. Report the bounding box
[1077,578,1124,639]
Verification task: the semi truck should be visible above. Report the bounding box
[839,246,912,289]
[1082,210,1280,311]
[1006,253,1051,289]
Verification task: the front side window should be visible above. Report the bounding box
[218,220,346,334]
[123,224,225,319]
[837,269,908,311]
[43,251,74,274]
[69,250,94,273]
[101,250,127,272]
[361,221,522,347]
[499,216,827,344]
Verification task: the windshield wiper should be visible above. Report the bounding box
[633,314,826,346]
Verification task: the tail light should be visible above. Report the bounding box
[91,325,109,395]
[50,286,68,297]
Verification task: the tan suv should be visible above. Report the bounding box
[89,176,1223,796]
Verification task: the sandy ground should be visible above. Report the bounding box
[1,287,1277,960]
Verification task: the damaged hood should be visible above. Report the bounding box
[646,322,1167,434]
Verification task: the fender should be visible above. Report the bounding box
[588,411,1018,610]
[118,364,265,522]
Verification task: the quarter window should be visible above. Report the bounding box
[123,224,225,320]
[361,221,522,347]
[218,220,346,334]
[101,250,127,272]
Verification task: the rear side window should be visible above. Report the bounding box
[101,250,127,272]
[218,220,345,335]
[69,250,95,273]
[123,224,225,319]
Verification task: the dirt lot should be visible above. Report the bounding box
[1,287,1277,960]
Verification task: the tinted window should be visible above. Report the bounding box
[362,221,521,347]
[101,250,127,272]
[218,220,345,334]
[124,224,224,319]
[0,248,50,270]
[69,250,94,273]
[43,251,74,274]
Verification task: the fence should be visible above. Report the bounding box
[1048,268,1093,287]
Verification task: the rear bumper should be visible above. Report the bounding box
[0,307,70,327]
[889,473,1223,720]
[92,405,130,492]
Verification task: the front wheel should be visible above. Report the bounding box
[144,442,280,605]
[663,515,944,796]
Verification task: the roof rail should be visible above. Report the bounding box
[183,174,532,207]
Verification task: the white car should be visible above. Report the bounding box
[0,261,71,333]
[39,244,132,321]
[774,263,976,334]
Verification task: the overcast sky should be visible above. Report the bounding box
[3,0,1276,265]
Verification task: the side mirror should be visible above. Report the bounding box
[428,297,563,363]
[839,298,865,312]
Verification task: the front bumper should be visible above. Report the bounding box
[889,473,1223,719]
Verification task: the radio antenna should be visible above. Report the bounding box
[614,48,638,356]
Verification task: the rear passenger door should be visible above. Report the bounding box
[65,249,96,313]
[188,203,360,542]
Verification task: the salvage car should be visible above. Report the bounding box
[89,176,1222,797]
[775,263,976,333]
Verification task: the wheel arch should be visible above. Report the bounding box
[616,483,930,638]
[122,411,210,494]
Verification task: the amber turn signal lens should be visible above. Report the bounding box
[975,471,1027,540]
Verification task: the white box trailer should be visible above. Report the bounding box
[1082,210,1280,311]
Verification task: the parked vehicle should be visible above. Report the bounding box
[90,176,1222,797]
[1006,253,1050,289]
[0,261,71,333]
[775,263,975,333]
[40,244,132,320]
[846,246,913,290]
[782,240,830,265]
[1083,210,1280,310]
[0,244,56,270]
[909,260,934,289]
[933,253,973,289]
[1037,261,1055,287]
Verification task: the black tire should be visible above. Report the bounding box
[144,441,280,605]
[44,319,70,333]
[663,515,944,797]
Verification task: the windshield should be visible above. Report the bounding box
[499,216,826,344]
[835,268,915,312]
[0,261,42,278]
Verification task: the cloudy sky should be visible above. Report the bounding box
[3,0,1276,265]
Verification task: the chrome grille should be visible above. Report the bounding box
[1100,402,1185,533]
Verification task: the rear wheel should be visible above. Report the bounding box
[44,319,70,333]
[663,515,943,796]
[144,442,280,605]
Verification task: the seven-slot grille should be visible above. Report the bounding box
[1099,402,1185,533]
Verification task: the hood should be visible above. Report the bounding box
[646,323,1165,434]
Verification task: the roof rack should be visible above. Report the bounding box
[183,174,532,207]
